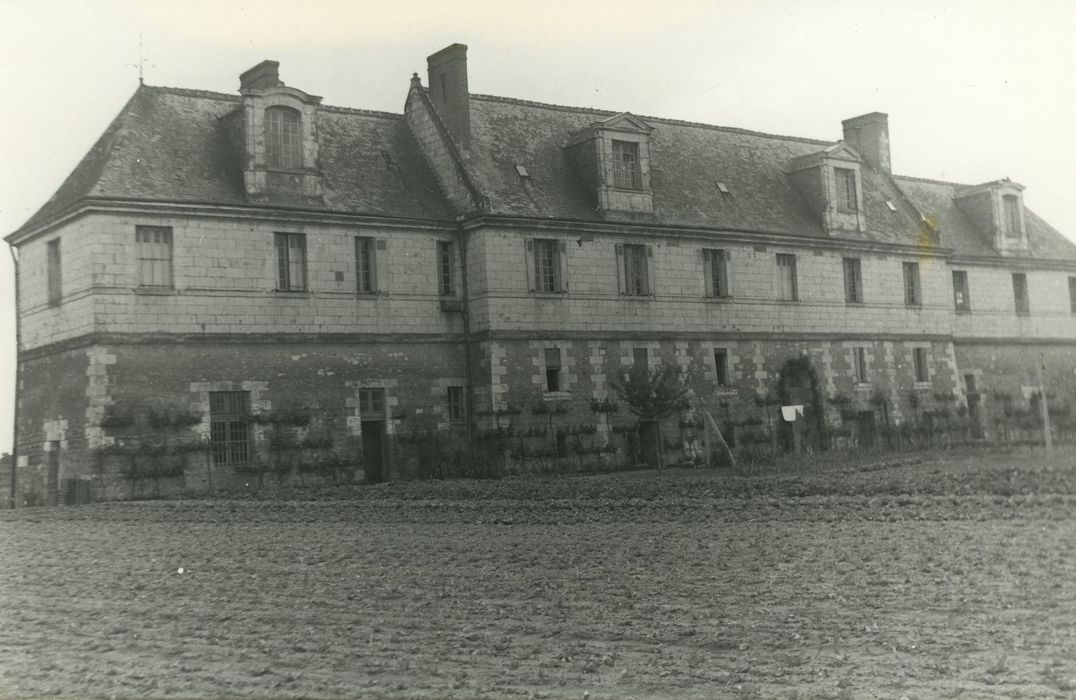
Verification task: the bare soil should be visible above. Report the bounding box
[1,451,1074,699]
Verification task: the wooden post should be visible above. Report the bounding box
[1037,361,1054,460]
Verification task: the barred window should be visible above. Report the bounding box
[275,233,306,291]
[843,258,863,303]
[209,391,250,466]
[266,107,301,170]
[137,226,173,288]
[612,140,642,189]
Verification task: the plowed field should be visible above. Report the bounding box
[1,452,1074,699]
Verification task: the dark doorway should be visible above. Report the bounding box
[857,411,876,448]
[46,442,60,506]
[361,421,385,483]
[965,374,983,439]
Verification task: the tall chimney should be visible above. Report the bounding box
[842,112,891,174]
[426,43,471,148]
[240,60,283,91]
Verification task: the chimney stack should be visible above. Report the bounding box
[240,60,283,92]
[426,43,471,148]
[842,112,891,174]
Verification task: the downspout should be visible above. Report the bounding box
[8,244,19,508]
[456,223,476,462]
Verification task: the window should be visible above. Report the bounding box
[776,254,798,301]
[437,241,454,296]
[534,239,562,293]
[1069,277,1076,314]
[853,347,868,384]
[843,258,863,303]
[136,226,173,288]
[447,386,465,422]
[274,233,306,291]
[912,347,929,383]
[612,140,642,189]
[1003,194,1021,236]
[46,239,62,306]
[632,347,649,371]
[619,244,651,296]
[952,270,970,312]
[1012,273,1029,314]
[835,168,857,212]
[357,388,385,417]
[355,237,376,294]
[714,349,730,388]
[544,347,562,392]
[265,107,301,170]
[209,391,250,466]
[903,262,921,307]
[704,249,730,298]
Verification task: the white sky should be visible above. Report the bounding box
[1,0,1074,455]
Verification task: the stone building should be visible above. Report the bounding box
[7,44,1076,505]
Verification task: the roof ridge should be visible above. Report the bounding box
[469,93,833,146]
[141,84,240,102]
[893,174,967,188]
[320,104,403,119]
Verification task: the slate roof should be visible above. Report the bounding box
[13,83,1076,264]
[12,84,453,236]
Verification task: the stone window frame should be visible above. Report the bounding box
[1002,194,1022,237]
[834,167,858,212]
[714,348,731,388]
[611,139,642,190]
[544,347,562,392]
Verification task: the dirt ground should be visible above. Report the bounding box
[1,452,1074,699]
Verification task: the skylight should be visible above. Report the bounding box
[885,200,898,212]
[515,164,530,177]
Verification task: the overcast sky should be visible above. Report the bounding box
[1,0,1074,455]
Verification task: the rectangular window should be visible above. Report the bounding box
[704,249,730,298]
[358,388,385,417]
[1012,273,1029,314]
[274,233,306,291]
[447,386,465,422]
[853,347,868,384]
[355,237,376,294]
[612,140,642,189]
[632,347,649,371]
[1003,194,1021,236]
[622,244,650,296]
[843,258,863,303]
[209,391,250,466]
[136,226,173,288]
[913,347,929,383]
[266,108,301,170]
[46,239,62,306]
[952,270,970,312]
[1069,277,1076,314]
[544,347,562,392]
[437,241,454,296]
[835,168,857,212]
[776,254,798,301]
[903,262,921,306]
[534,239,562,293]
[714,349,730,388]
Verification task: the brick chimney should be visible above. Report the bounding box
[426,43,471,148]
[239,60,283,92]
[842,112,891,174]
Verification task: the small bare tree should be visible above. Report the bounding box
[611,364,690,468]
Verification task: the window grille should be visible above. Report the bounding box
[209,391,250,466]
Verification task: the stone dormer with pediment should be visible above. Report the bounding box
[232,60,323,203]
[785,142,866,236]
[566,112,654,218]
[954,179,1028,256]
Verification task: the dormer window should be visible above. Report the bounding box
[835,168,858,212]
[266,107,301,170]
[1002,194,1021,236]
[612,140,642,189]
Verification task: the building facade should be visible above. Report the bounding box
[7,44,1076,505]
